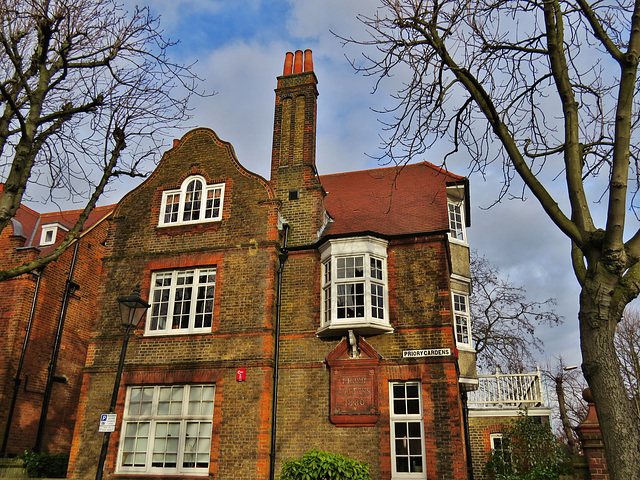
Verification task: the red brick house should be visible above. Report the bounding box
[0,190,113,456]
[67,50,476,480]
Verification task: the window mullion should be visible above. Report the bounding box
[187,269,199,333]
[146,419,157,472]
[178,185,187,224]
[178,385,191,472]
[167,272,178,334]
[176,420,187,473]
[364,254,372,320]
[330,257,338,321]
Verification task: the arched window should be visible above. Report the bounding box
[159,176,225,226]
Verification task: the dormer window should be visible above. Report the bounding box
[39,223,68,246]
[319,236,392,336]
[159,176,225,227]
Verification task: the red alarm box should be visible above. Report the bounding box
[236,368,246,382]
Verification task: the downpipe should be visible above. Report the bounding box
[269,224,289,480]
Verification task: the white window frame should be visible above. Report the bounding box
[159,175,225,227]
[490,433,504,450]
[389,381,426,479]
[452,291,472,348]
[117,384,215,476]
[319,237,392,335]
[39,223,68,246]
[489,432,512,470]
[447,200,466,243]
[147,268,216,336]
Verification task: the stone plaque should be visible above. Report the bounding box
[333,369,376,415]
[326,337,381,427]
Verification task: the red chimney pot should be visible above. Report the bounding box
[293,50,303,74]
[283,52,294,76]
[304,49,313,72]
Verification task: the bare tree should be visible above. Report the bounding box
[543,358,587,456]
[340,0,640,477]
[0,0,204,281]
[471,251,561,372]
[615,308,640,420]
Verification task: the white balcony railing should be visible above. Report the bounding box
[468,368,546,408]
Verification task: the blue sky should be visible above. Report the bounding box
[121,0,583,369]
[43,1,593,369]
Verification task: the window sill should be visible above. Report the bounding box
[158,218,222,228]
[143,330,212,337]
[447,235,469,247]
[112,472,211,478]
[456,344,476,353]
[317,321,393,337]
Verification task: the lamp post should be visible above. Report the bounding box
[95,287,150,480]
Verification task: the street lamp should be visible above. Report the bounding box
[95,287,150,480]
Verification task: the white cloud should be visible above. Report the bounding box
[31,1,597,370]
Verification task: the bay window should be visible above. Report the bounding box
[319,237,392,336]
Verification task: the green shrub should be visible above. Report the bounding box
[485,413,571,480]
[277,449,371,480]
[21,451,68,478]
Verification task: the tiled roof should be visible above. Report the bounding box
[5,190,114,253]
[319,161,465,238]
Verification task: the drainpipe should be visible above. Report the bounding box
[461,390,474,480]
[34,241,80,452]
[269,224,289,480]
[1,270,42,457]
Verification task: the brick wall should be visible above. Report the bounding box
[68,125,470,480]
[68,129,282,480]
[0,220,107,456]
[467,416,511,479]
[272,235,468,479]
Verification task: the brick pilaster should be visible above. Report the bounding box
[575,388,609,480]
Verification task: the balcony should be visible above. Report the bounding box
[468,368,548,410]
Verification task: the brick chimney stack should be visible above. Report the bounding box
[270,50,325,247]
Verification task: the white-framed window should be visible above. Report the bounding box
[117,384,215,476]
[447,200,466,242]
[39,223,68,246]
[159,176,225,227]
[319,237,392,336]
[147,268,216,336]
[489,433,512,472]
[452,292,472,347]
[490,433,504,450]
[390,381,426,479]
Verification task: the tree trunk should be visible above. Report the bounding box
[580,272,640,480]
[556,378,579,455]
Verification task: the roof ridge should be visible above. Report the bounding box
[318,160,463,180]
[38,203,117,217]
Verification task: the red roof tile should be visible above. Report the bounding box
[34,205,114,254]
[319,162,465,238]
[1,185,115,254]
